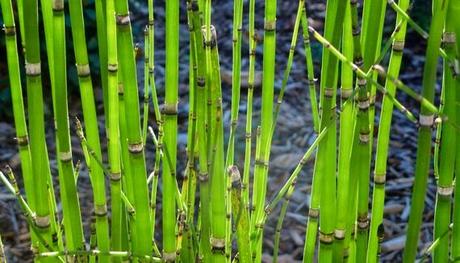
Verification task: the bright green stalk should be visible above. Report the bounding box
[106,0,122,254]
[450,0,460,258]
[114,0,153,257]
[251,0,277,259]
[143,27,150,143]
[0,0,36,249]
[353,0,387,257]
[403,0,450,261]
[163,0,179,259]
[300,5,320,133]
[367,0,409,261]
[433,4,457,261]
[243,0,256,220]
[342,2,363,256]
[206,26,227,262]
[23,0,57,255]
[148,126,161,242]
[51,0,85,252]
[302,2,342,260]
[191,1,211,259]
[333,3,354,261]
[118,80,137,253]
[225,0,243,254]
[95,0,109,121]
[314,0,347,260]
[183,2,198,259]
[225,0,243,166]
[41,0,64,252]
[252,0,304,250]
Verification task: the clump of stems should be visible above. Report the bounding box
[1,0,459,262]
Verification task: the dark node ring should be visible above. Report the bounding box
[308,208,319,218]
[76,64,91,77]
[52,0,64,12]
[324,88,334,98]
[198,172,209,182]
[161,103,178,115]
[16,135,29,147]
[3,25,16,36]
[255,159,268,167]
[116,14,131,26]
[197,77,206,87]
[128,141,144,154]
[264,20,276,32]
[374,172,386,185]
[25,62,41,76]
[108,63,118,73]
[392,40,405,52]
[94,204,108,217]
[319,231,334,244]
[110,172,122,181]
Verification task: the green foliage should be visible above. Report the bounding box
[0,0,459,262]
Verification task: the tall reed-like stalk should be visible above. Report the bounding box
[251,0,277,260]
[367,0,409,260]
[23,0,57,255]
[162,0,179,260]
[432,1,457,261]
[403,1,449,261]
[450,0,460,258]
[68,0,110,258]
[105,0,122,254]
[333,3,354,261]
[115,0,153,256]
[52,0,85,252]
[0,0,36,249]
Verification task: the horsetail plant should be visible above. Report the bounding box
[2,0,460,262]
[403,1,450,261]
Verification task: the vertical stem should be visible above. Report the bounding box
[433,2,457,261]
[251,0,277,260]
[106,0,122,254]
[23,0,57,256]
[333,3,354,261]
[163,0,179,260]
[114,0,153,256]
[450,0,460,258]
[52,0,85,252]
[243,0,256,222]
[0,0,37,251]
[366,0,409,260]
[403,0,450,261]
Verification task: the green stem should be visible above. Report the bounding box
[403,0,450,261]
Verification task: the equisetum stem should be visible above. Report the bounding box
[403,0,450,261]
[251,0,277,259]
[451,0,460,257]
[115,0,153,256]
[432,2,457,261]
[243,0,256,227]
[0,0,38,251]
[162,0,179,260]
[334,3,354,261]
[366,0,410,260]
[23,0,58,255]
